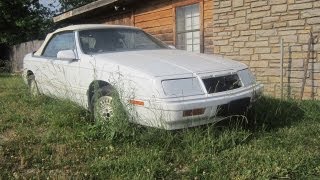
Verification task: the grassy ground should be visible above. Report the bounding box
[0,74,319,179]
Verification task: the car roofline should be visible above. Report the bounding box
[53,24,140,33]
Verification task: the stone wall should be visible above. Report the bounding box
[213,0,320,99]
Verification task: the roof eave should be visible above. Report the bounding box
[53,0,119,23]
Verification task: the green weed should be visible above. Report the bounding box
[0,75,319,179]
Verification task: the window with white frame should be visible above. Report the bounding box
[175,4,200,53]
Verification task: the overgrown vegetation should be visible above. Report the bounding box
[0,75,319,179]
[0,0,53,46]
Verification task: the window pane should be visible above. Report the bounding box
[176,3,200,52]
[176,4,200,33]
[176,33,186,50]
[42,32,75,58]
[79,28,168,54]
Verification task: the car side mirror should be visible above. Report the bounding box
[168,45,176,49]
[57,50,77,60]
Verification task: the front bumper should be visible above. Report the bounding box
[131,83,263,130]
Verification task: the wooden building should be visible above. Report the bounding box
[53,0,214,54]
[54,0,320,99]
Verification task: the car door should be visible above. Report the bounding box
[40,31,79,99]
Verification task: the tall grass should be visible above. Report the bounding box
[0,75,319,179]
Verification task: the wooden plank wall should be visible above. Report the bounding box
[10,40,43,72]
[99,0,214,49]
[102,12,134,26]
[135,0,174,45]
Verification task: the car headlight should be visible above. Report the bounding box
[238,69,256,86]
[162,77,204,97]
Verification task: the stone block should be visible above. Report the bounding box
[250,19,261,25]
[241,30,255,36]
[230,36,249,42]
[274,22,287,28]
[249,35,256,41]
[281,14,299,21]
[289,19,305,26]
[279,30,297,35]
[291,59,304,68]
[301,9,320,18]
[263,16,279,23]
[229,17,246,25]
[213,40,229,46]
[240,48,254,55]
[290,52,307,59]
[270,37,280,44]
[290,70,304,78]
[251,1,268,7]
[246,41,269,47]
[250,61,269,68]
[220,46,234,52]
[288,3,312,10]
[232,31,240,37]
[233,0,244,7]
[236,23,250,30]
[220,1,232,7]
[251,25,262,30]
[261,53,281,60]
[272,4,288,13]
[234,42,245,47]
[216,7,232,13]
[263,69,281,76]
[263,23,274,29]
[255,47,271,54]
[247,11,270,19]
[272,47,280,53]
[252,6,270,12]
[282,35,298,43]
[307,17,320,24]
[269,0,287,5]
[298,34,310,43]
[235,10,246,17]
[256,29,277,37]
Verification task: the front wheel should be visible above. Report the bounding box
[93,95,114,122]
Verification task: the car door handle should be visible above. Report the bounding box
[71,59,80,63]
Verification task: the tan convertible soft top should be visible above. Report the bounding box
[34,24,138,56]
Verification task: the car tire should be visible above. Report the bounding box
[27,75,40,97]
[91,86,115,122]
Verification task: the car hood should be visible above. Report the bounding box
[93,49,247,77]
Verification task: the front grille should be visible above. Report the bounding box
[202,74,242,94]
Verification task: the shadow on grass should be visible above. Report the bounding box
[246,97,305,131]
[205,96,305,133]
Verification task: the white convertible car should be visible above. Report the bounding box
[23,24,263,130]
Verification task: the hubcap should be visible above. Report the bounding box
[95,96,114,121]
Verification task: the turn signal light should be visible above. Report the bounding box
[129,99,144,106]
[183,108,205,117]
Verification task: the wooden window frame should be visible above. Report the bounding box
[173,0,204,53]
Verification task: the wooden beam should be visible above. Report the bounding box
[53,0,119,23]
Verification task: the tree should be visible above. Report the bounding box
[0,0,53,46]
[58,0,95,12]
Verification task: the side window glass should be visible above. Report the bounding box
[42,32,75,58]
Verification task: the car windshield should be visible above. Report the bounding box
[79,28,169,54]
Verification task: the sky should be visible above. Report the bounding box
[39,0,61,11]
